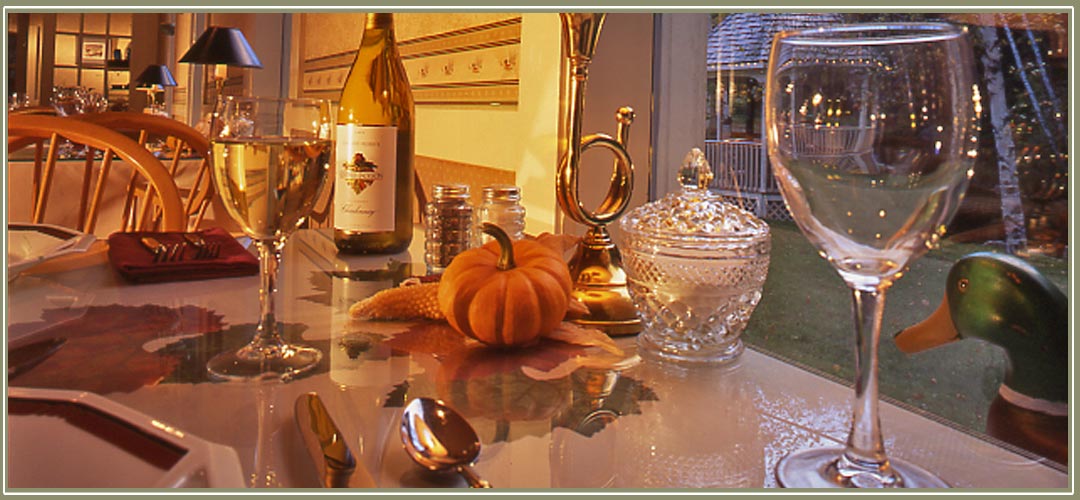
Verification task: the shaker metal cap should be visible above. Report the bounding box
[481,184,521,202]
[432,183,470,200]
[621,148,769,241]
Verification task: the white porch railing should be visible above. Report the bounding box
[704,139,790,220]
[786,124,877,157]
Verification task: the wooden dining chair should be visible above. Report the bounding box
[8,114,186,233]
[76,111,218,232]
[9,105,60,116]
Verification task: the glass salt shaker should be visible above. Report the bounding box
[425,184,473,274]
[478,184,526,243]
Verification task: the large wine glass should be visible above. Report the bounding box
[208,96,333,381]
[765,23,977,488]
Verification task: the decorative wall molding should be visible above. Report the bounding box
[300,16,521,105]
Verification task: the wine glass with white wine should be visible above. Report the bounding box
[765,23,978,488]
[207,96,333,381]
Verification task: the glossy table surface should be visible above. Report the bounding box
[5,228,1069,489]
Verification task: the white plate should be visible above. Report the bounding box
[7,387,246,489]
[7,223,96,280]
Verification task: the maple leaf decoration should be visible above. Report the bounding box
[383,321,470,357]
[9,304,225,394]
[377,319,628,383]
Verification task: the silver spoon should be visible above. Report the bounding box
[400,397,491,488]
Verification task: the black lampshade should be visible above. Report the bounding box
[178,26,263,68]
[133,64,178,88]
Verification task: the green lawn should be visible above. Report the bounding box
[743,220,1068,434]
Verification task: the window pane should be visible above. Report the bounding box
[109,37,131,61]
[54,67,78,87]
[81,68,105,94]
[54,34,77,66]
[109,13,132,36]
[56,13,80,33]
[706,12,1068,455]
[107,70,129,91]
[83,13,107,35]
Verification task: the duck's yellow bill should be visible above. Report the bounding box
[894,295,960,353]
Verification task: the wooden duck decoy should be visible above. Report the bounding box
[895,251,1068,464]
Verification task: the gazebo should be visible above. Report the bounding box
[705,13,844,220]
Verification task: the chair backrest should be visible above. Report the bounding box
[9,105,59,116]
[76,111,216,231]
[8,114,185,233]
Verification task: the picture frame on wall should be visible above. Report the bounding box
[81,38,106,66]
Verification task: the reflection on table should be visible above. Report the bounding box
[5,228,1068,489]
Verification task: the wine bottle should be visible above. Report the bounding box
[334,13,415,254]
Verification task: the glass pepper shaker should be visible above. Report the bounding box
[425,183,473,274]
[478,184,526,243]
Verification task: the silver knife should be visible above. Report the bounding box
[294,392,376,488]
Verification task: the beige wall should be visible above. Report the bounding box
[563,13,655,240]
[206,13,282,99]
[413,13,563,234]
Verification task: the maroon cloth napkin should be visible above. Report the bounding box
[107,227,258,283]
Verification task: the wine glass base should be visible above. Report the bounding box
[207,343,322,382]
[776,447,949,489]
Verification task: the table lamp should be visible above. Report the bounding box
[178,26,262,99]
[133,64,178,115]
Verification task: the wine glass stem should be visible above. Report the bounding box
[254,239,285,349]
[839,286,898,483]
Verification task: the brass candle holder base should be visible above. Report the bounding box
[567,227,642,336]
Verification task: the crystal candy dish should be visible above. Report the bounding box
[620,149,770,363]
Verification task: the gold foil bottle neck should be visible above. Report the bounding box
[365,13,394,30]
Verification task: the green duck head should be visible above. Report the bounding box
[894,252,1068,411]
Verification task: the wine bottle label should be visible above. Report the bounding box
[334,124,398,232]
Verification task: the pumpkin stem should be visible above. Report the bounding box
[482,222,516,271]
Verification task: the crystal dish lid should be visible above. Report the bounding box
[621,148,768,242]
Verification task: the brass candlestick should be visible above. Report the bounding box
[556,13,641,335]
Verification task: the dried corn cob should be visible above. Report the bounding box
[349,280,445,321]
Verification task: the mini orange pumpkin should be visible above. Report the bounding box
[438,223,573,347]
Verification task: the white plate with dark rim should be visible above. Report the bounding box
[7,223,96,280]
[7,387,245,489]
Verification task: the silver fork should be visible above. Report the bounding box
[141,236,183,262]
[140,236,166,262]
[184,233,220,259]
[183,233,209,259]
[203,242,221,259]
[165,242,185,261]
